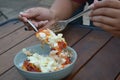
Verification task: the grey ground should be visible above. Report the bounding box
[0,0,89,25]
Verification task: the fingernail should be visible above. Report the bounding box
[20,12,24,15]
[44,20,49,23]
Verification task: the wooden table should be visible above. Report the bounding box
[0,20,120,80]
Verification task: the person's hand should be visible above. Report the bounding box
[90,0,120,37]
[19,7,56,30]
[88,0,98,9]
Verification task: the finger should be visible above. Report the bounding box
[24,20,49,31]
[91,16,118,28]
[24,22,35,31]
[30,20,49,30]
[37,20,48,26]
[94,21,120,37]
[19,14,32,31]
[41,20,56,30]
[20,8,40,19]
[37,22,46,29]
[21,7,51,21]
[90,8,120,18]
[93,22,117,32]
[111,31,120,37]
[88,0,98,9]
[18,13,28,22]
[94,0,120,9]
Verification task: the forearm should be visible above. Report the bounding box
[50,0,80,20]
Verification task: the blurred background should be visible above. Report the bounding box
[0,0,89,25]
[0,0,54,23]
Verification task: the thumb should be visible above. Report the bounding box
[88,0,98,9]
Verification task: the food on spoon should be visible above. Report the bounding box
[35,29,67,53]
[22,29,72,73]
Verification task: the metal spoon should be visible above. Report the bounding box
[26,19,38,32]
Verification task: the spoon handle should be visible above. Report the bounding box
[27,19,38,32]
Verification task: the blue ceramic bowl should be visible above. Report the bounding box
[14,44,77,80]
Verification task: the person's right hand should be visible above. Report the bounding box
[19,7,56,30]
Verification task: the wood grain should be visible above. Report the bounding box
[1,22,118,80]
[73,37,120,80]
[0,21,24,39]
[66,30,112,80]
[0,27,34,55]
[62,26,91,46]
[0,67,25,80]
[0,35,39,75]
[0,24,90,79]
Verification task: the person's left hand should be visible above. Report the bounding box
[90,0,120,37]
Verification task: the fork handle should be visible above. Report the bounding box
[66,8,92,23]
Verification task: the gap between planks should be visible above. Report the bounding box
[0,26,90,78]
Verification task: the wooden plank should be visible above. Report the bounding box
[73,37,120,80]
[0,21,24,39]
[0,36,39,75]
[62,26,91,46]
[116,74,120,80]
[0,27,34,55]
[0,25,90,79]
[66,30,112,80]
[0,20,18,28]
[0,67,25,80]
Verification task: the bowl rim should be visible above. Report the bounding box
[14,45,77,74]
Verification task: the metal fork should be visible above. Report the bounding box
[51,8,92,33]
